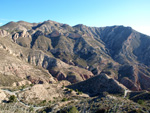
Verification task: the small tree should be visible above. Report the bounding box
[9,95,17,102]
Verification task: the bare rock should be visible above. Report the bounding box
[68,33,81,39]
[20,30,31,38]
[0,29,9,37]
[12,33,19,42]
[57,80,71,87]
[12,80,32,86]
[12,31,31,44]
[0,90,6,103]
[50,30,60,37]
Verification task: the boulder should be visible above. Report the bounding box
[0,90,6,103]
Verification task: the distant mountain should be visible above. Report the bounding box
[0,20,150,91]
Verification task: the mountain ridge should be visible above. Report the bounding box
[0,20,150,91]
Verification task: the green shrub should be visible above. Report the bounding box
[53,97,56,99]
[137,99,145,105]
[30,84,34,87]
[77,91,83,95]
[62,98,68,102]
[68,106,79,113]
[9,95,17,102]
[75,89,78,92]
[29,106,34,112]
[21,85,25,90]
[62,85,65,89]
[49,100,51,103]
[42,100,46,103]
[70,89,73,93]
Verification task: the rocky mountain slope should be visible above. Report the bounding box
[68,73,126,96]
[0,20,150,92]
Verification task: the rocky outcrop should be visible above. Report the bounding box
[0,29,9,37]
[12,31,32,47]
[50,30,60,37]
[49,69,93,83]
[20,30,31,38]
[68,33,81,39]
[12,32,19,42]
[12,31,31,42]
[0,90,6,103]
[27,75,56,84]
[68,74,127,96]
[12,80,31,86]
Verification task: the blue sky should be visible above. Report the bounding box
[0,0,150,35]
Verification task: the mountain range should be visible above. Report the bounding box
[0,20,150,112]
[0,20,150,92]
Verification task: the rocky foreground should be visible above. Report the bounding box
[0,83,150,113]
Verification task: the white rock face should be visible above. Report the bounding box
[0,30,9,37]
[12,80,32,87]
[20,31,31,38]
[12,33,19,42]
[0,90,6,103]
[12,31,31,42]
